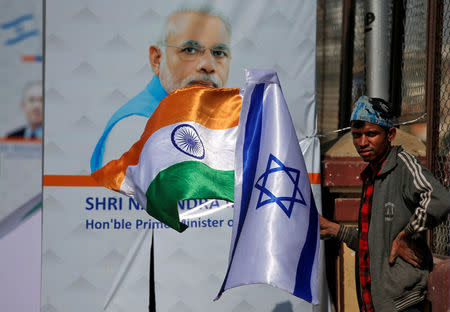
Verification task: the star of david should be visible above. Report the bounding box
[254,154,306,218]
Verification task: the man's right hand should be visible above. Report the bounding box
[388,230,423,268]
[319,215,340,239]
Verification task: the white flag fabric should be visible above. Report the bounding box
[216,69,320,304]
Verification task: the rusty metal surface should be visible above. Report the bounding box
[335,198,360,222]
[323,157,365,187]
[427,259,450,312]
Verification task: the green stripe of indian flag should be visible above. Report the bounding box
[147,161,234,232]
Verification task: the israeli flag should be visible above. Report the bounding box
[216,69,319,304]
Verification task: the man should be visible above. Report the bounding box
[320,96,449,311]
[90,7,231,172]
[7,81,42,139]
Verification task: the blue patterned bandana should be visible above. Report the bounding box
[350,96,394,128]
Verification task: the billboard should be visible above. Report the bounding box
[43,1,326,311]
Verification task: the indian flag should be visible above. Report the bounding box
[92,85,241,232]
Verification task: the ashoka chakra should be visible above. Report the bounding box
[171,124,205,159]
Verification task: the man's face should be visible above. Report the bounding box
[351,122,395,163]
[155,11,231,93]
[21,84,42,129]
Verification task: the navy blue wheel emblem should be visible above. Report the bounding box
[171,124,205,159]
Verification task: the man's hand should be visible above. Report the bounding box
[389,230,422,268]
[319,215,340,239]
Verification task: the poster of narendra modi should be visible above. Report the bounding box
[42,1,327,311]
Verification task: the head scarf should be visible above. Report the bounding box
[350,95,394,128]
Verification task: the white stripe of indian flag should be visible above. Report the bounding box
[121,121,238,209]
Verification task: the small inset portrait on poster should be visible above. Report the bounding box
[6,80,43,140]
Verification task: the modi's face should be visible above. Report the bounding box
[22,84,43,129]
[158,11,231,93]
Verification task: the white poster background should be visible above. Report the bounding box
[43,1,326,311]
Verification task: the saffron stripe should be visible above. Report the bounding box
[44,175,100,187]
[44,173,319,187]
[21,55,42,62]
[143,86,241,138]
[145,161,234,232]
[308,173,321,185]
[92,86,240,189]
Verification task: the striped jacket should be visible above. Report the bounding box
[337,145,449,311]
